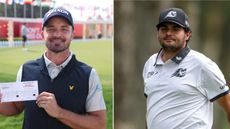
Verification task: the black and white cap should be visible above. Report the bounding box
[42,7,74,30]
[156,8,190,30]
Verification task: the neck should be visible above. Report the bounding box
[161,43,187,62]
[161,50,178,62]
[161,46,186,62]
[45,50,70,65]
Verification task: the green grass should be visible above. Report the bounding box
[0,39,113,129]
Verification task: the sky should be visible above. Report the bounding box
[55,0,112,7]
[54,0,113,22]
[0,0,113,21]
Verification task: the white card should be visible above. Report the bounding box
[0,81,38,102]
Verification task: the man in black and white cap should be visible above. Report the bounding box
[143,8,230,129]
[0,7,106,129]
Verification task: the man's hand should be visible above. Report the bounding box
[36,91,106,129]
[36,91,61,118]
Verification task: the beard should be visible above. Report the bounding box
[159,36,186,52]
[45,37,70,53]
[160,43,183,52]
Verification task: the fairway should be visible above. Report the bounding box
[0,39,113,129]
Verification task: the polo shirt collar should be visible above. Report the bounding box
[44,52,73,68]
[171,46,190,64]
[154,46,191,66]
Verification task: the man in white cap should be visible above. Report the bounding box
[143,8,230,129]
[0,7,106,129]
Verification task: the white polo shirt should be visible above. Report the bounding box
[17,52,106,112]
[143,47,229,129]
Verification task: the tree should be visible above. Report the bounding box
[115,1,230,129]
[115,1,159,129]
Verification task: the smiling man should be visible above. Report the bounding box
[143,8,230,129]
[0,7,106,129]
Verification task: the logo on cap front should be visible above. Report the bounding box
[46,8,69,18]
[165,11,177,18]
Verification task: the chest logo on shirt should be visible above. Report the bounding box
[69,85,75,91]
[147,71,158,78]
[171,68,187,78]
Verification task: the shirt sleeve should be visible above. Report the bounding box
[86,68,106,112]
[16,65,23,82]
[143,60,149,97]
[200,59,229,102]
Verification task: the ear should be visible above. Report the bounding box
[41,31,44,38]
[185,31,191,40]
[71,30,74,39]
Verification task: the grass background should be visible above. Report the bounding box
[0,39,113,129]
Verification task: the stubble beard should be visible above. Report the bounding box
[159,37,186,52]
[161,43,183,52]
[46,39,70,53]
[48,46,68,53]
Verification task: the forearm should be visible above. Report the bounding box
[0,102,24,116]
[36,92,106,129]
[56,108,106,129]
[217,93,230,124]
[227,114,230,124]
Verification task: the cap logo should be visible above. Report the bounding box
[185,20,189,27]
[165,11,177,18]
[176,56,182,61]
[46,8,69,18]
